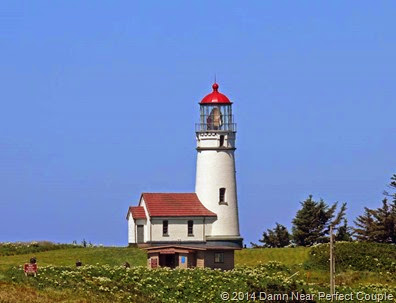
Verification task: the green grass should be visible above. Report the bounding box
[0,247,146,272]
[235,246,309,267]
[0,282,111,303]
[0,244,395,302]
[0,246,307,272]
[0,242,78,257]
[236,247,395,287]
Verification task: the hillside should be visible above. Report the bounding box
[0,242,395,302]
[0,247,146,273]
[1,245,307,271]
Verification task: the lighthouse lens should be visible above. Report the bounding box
[199,105,233,132]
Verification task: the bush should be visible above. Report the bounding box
[307,242,396,273]
[4,262,314,302]
[0,242,79,256]
[5,262,396,303]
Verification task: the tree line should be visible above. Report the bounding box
[251,174,396,248]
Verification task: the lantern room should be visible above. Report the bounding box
[196,83,236,132]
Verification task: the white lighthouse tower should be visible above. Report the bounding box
[195,83,242,248]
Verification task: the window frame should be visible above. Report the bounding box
[187,220,194,236]
[162,220,169,236]
[214,252,224,263]
[219,188,226,204]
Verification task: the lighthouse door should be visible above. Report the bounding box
[137,225,144,243]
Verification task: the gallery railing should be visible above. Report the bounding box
[195,123,237,132]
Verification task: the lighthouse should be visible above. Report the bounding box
[127,81,243,269]
[195,83,242,247]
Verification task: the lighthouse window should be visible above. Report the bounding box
[163,220,169,236]
[219,188,226,204]
[214,252,224,263]
[188,220,194,236]
[219,135,225,147]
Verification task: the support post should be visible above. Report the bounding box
[329,225,335,299]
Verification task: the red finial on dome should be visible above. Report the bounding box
[200,82,232,104]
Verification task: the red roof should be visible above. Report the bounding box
[141,193,216,217]
[200,83,232,104]
[128,206,147,220]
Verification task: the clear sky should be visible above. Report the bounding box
[1,1,395,246]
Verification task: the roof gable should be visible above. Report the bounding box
[127,206,147,220]
[140,193,216,217]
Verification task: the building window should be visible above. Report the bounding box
[219,188,226,204]
[188,220,194,236]
[163,220,168,236]
[219,135,225,147]
[214,252,224,263]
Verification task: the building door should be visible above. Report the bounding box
[165,255,174,268]
[164,253,178,268]
[137,225,144,243]
[159,253,178,268]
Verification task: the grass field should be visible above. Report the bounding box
[236,246,309,266]
[1,245,394,286]
[0,246,148,303]
[0,247,146,273]
[0,282,106,303]
[1,246,308,272]
[0,244,395,302]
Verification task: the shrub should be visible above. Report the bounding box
[5,262,396,303]
[307,242,396,273]
[4,263,314,302]
[0,242,79,256]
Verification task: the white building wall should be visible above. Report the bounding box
[128,213,135,244]
[150,218,205,242]
[128,197,151,244]
[204,217,215,236]
[128,216,148,244]
[139,197,151,242]
[195,132,240,238]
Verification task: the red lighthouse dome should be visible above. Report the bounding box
[200,83,232,104]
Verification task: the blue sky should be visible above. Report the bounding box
[1,1,395,245]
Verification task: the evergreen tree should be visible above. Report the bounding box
[335,219,353,241]
[354,208,377,241]
[292,195,346,246]
[262,223,291,248]
[371,199,396,243]
[354,175,396,244]
[251,223,291,248]
[384,174,396,200]
[250,242,261,248]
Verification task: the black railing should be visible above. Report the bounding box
[195,123,237,132]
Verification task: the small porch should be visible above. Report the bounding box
[145,245,236,270]
[146,246,203,269]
